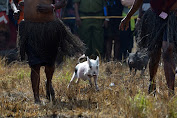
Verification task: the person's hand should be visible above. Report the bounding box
[119,16,131,31]
[76,16,81,27]
[13,10,20,20]
[36,4,53,13]
[103,20,108,28]
[135,17,141,28]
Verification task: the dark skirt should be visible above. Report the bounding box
[136,9,177,55]
[17,19,85,66]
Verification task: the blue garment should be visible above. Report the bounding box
[107,0,123,16]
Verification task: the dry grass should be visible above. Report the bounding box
[0,57,177,118]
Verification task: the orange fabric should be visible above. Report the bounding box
[18,0,23,2]
[18,6,24,24]
[18,0,24,24]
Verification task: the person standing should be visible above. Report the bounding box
[120,0,177,96]
[62,0,77,34]
[73,0,108,57]
[0,0,10,50]
[10,0,24,24]
[104,0,124,61]
[119,3,138,61]
[16,0,85,103]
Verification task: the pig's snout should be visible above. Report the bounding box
[129,60,134,65]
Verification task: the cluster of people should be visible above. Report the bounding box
[62,0,151,62]
[0,0,143,61]
[66,0,138,61]
[0,0,176,103]
[0,0,19,50]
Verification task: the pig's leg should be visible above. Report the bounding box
[76,78,80,84]
[68,72,77,88]
[133,69,137,77]
[140,69,145,77]
[94,76,99,91]
[88,77,93,87]
[141,63,148,76]
[129,67,132,75]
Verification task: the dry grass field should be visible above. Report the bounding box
[0,57,177,118]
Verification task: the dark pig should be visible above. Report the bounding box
[127,51,149,76]
[0,48,18,64]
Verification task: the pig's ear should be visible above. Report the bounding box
[96,56,99,65]
[127,50,130,56]
[87,56,91,66]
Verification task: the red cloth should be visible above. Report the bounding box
[0,12,9,24]
[150,0,176,15]
[55,0,62,18]
[17,0,24,24]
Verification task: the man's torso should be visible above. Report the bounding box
[24,0,55,22]
[74,0,105,13]
[107,0,123,16]
[150,0,177,15]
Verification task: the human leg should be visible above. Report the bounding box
[114,36,120,61]
[148,48,161,94]
[105,37,113,61]
[31,64,41,103]
[45,65,55,101]
[162,41,175,96]
[67,72,78,88]
[78,19,93,56]
[119,26,132,61]
[92,19,104,57]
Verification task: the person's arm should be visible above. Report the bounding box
[10,0,19,13]
[119,0,143,31]
[74,2,81,27]
[10,0,20,20]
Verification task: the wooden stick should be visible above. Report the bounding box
[62,16,138,20]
